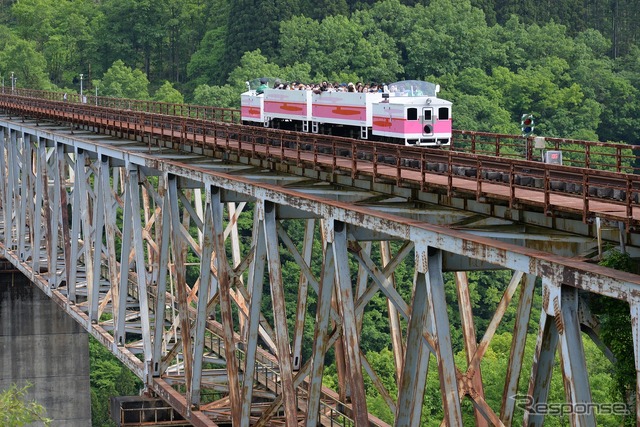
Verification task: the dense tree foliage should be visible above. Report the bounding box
[0,383,51,426]
[1,0,639,145]
[591,249,638,427]
[89,337,142,426]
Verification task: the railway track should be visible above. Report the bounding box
[1,92,639,232]
[7,88,640,172]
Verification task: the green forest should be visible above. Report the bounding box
[1,0,639,425]
[1,0,639,145]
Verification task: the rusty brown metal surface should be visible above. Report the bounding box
[455,272,489,427]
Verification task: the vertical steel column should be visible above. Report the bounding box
[128,166,153,381]
[525,282,560,427]
[557,286,595,427]
[263,200,298,426]
[227,202,246,336]
[210,185,241,426]
[241,203,267,427]
[395,262,432,426]
[79,154,95,304]
[17,135,28,260]
[31,138,45,273]
[0,133,6,230]
[141,183,153,267]
[292,218,315,371]
[68,147,86,303]
[89,156,108,323]
[631,300,640,423]
[152,176,171,377]
[115,167,135,346]
[455,271,488,427]
[102,159,121,322]
[24,136,36,264]
[355,241,372,331]
[332,219,368,425]
[381,241,404,382]
[4,130,16,251]
[501,273,537,425]
[168,175,194,396]
[57,142,72,290]
[305,237,335,427]
[191,187,215,407]
[47,142,63,288]
[426,246,463,426]
[10,132,22,252]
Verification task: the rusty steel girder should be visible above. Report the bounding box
[1,114,640,427]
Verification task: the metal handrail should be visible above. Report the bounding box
[4,89,639,173]
[1,93,638,232]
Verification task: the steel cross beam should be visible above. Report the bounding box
[1,117,640,427]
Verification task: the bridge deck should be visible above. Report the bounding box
[1,97,640,427]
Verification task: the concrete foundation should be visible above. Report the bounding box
[0,269,91,426]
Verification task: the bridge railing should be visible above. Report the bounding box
[2,93,639,229]
[3,89,640,175]
[452,129,640,174]
[6,88,242,124]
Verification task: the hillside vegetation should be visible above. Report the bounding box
[0,0,638,144]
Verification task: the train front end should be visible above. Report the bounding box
[372,80,452,146]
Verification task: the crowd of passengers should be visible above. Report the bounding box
[258,79,387,94]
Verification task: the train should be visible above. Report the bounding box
[241,78,452,147]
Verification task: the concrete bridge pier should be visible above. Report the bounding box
[0,265,91,426]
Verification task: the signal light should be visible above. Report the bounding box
[521,114,534,136]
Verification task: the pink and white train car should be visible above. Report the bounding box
[372,80,452,146]
[241,78,452,147]
[310,91,384,139]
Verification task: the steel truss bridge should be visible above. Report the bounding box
[0,92,639,427]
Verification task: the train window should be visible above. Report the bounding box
[407,108,418,121]
[423,108,432,121]
[439,107,449,120]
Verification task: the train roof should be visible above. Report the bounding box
[388,80,440,97]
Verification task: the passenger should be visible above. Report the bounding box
[256,78,268,95]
